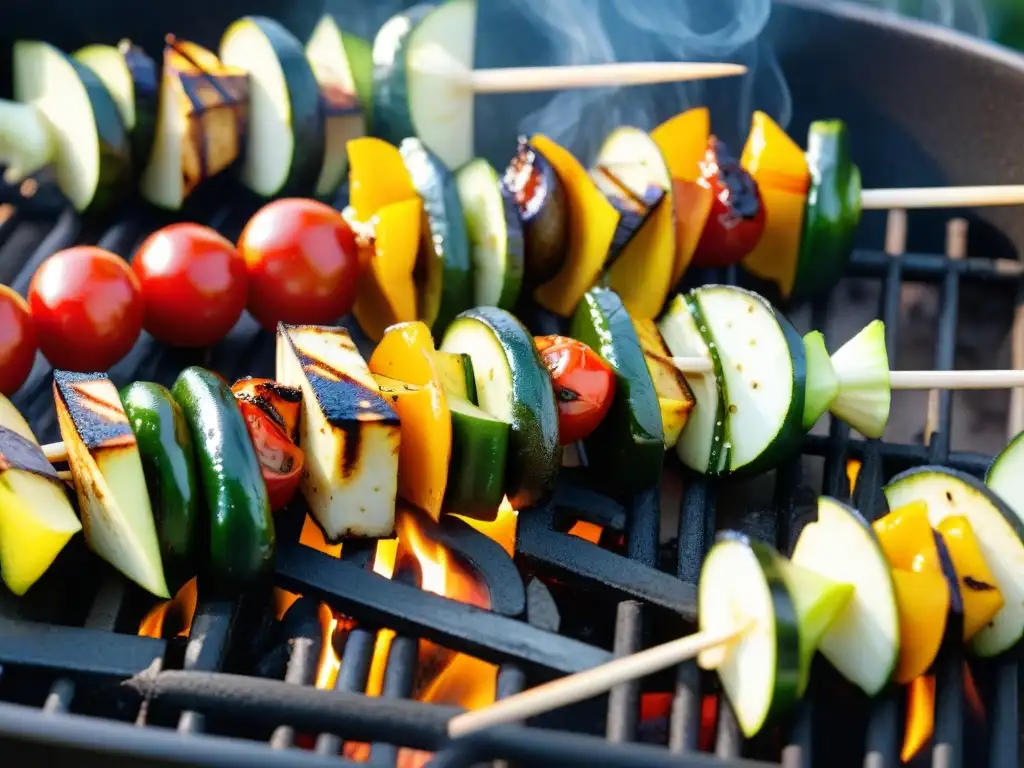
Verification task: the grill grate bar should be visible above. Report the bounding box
[315,626,377,756]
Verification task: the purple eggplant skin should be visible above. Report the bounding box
[501,136,569,286]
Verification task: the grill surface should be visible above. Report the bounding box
[1,1,1023,766]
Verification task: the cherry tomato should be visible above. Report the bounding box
[691,137,767,268]
[28,247,142,372]
[535,335,616,445]
[237,399,304,511]
[133,223,247,347]
[0,285,37,395]
[238,198,361,331]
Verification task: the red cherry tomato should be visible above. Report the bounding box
[535,335,617,445]
[132,223,247,347]
[28,247,142,371]
[238,198,361,331]
[237,399,304,511]
[691,137,767,268]
[0,284,37,395]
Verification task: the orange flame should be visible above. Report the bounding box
[568,519,603,544]
[846,459,863,493]
[137,578,199,638]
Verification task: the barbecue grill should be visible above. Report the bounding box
[0,0,1021,766]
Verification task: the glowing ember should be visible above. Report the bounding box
[137,578,199,639]
[568,519,603,544]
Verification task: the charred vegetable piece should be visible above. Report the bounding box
[791,497,900,696]
[400,137,473,334]
[140,39,248,210]
[935,515,1005,643]
[74,39,159,168]
[872,501,952,683]
[441,307,560,508]
[535,335,617,446]
[220,16,325,198]
[591,164,664,268]
[791,120,862,302]
[372,0,475,170]
[887,466,1024,657]
[531,135,619,318]
[235,399,304,512]
[351,198,423,342]
[172,367,275,591]
[457,158,525,309]
[570,288,663,495]
[277,324,400,539]
[231,377,303,444]
[632,318,695,449]
[691,137,766,268]
[55,371,169,598]
[305,14,368,197]
[368,321,451,522]
[740,111,810,302]
[597,127,677,320]
[650,107,714,286]
[120,381,199,595]
[7,41,132,216]
[0,394,81,596]
[502,137,570,287]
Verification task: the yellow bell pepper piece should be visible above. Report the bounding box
[353,198,423,342]
[347,137,418,221]
[935,515,1005,642]
[368,322,451,522]
[650,107,715,286]
[633,318,695,448]
[873,501,951,684]
[0,393,82,596]
[532,135,619,317]
[740,111,810,299]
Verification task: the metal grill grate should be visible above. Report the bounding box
[0,178,1020,768]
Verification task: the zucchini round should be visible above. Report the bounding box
[440,307,560,508]
[219,16,326,197]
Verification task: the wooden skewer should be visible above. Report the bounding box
[671,358,1024,390]
[43,442,67,463]
[446,623,746,738]
[463,62,748,94]
[860,185,1024,210]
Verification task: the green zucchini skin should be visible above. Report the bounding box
[171,367,275,593]
[120,381,199,595]
[570,287,664,496]
[371,3,434,149]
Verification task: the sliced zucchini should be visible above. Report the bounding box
[432,351,477,403]
[305,14,368,198]
[456,158,525,309]
[791,497,900,696]
[440,308,560,508]
[220,16,325,198]
[400,137,473,334]
[802,330,839,430]
[53,371,169,598]
[445,394,509,520]
[0,401,82,596]
[276,324,400,540]
[986,429,1024,526]
[140,40,248,210]
[373,0,476,171]
[690,285,806,474]
[697,532,801,738]
[633,318,695,449]
[595,127,677,319]
[829,320,891,439]
[74,40,159,168]
[888,466,1024,657]
[570,288,664,495]
[13,41,132,215]
[658,294,727,475]
[502,137,570,287]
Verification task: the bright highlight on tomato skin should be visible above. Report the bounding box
[534,335,617,445]
[28,246,143,372]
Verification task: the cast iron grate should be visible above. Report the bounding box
[0,176,1019,768]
